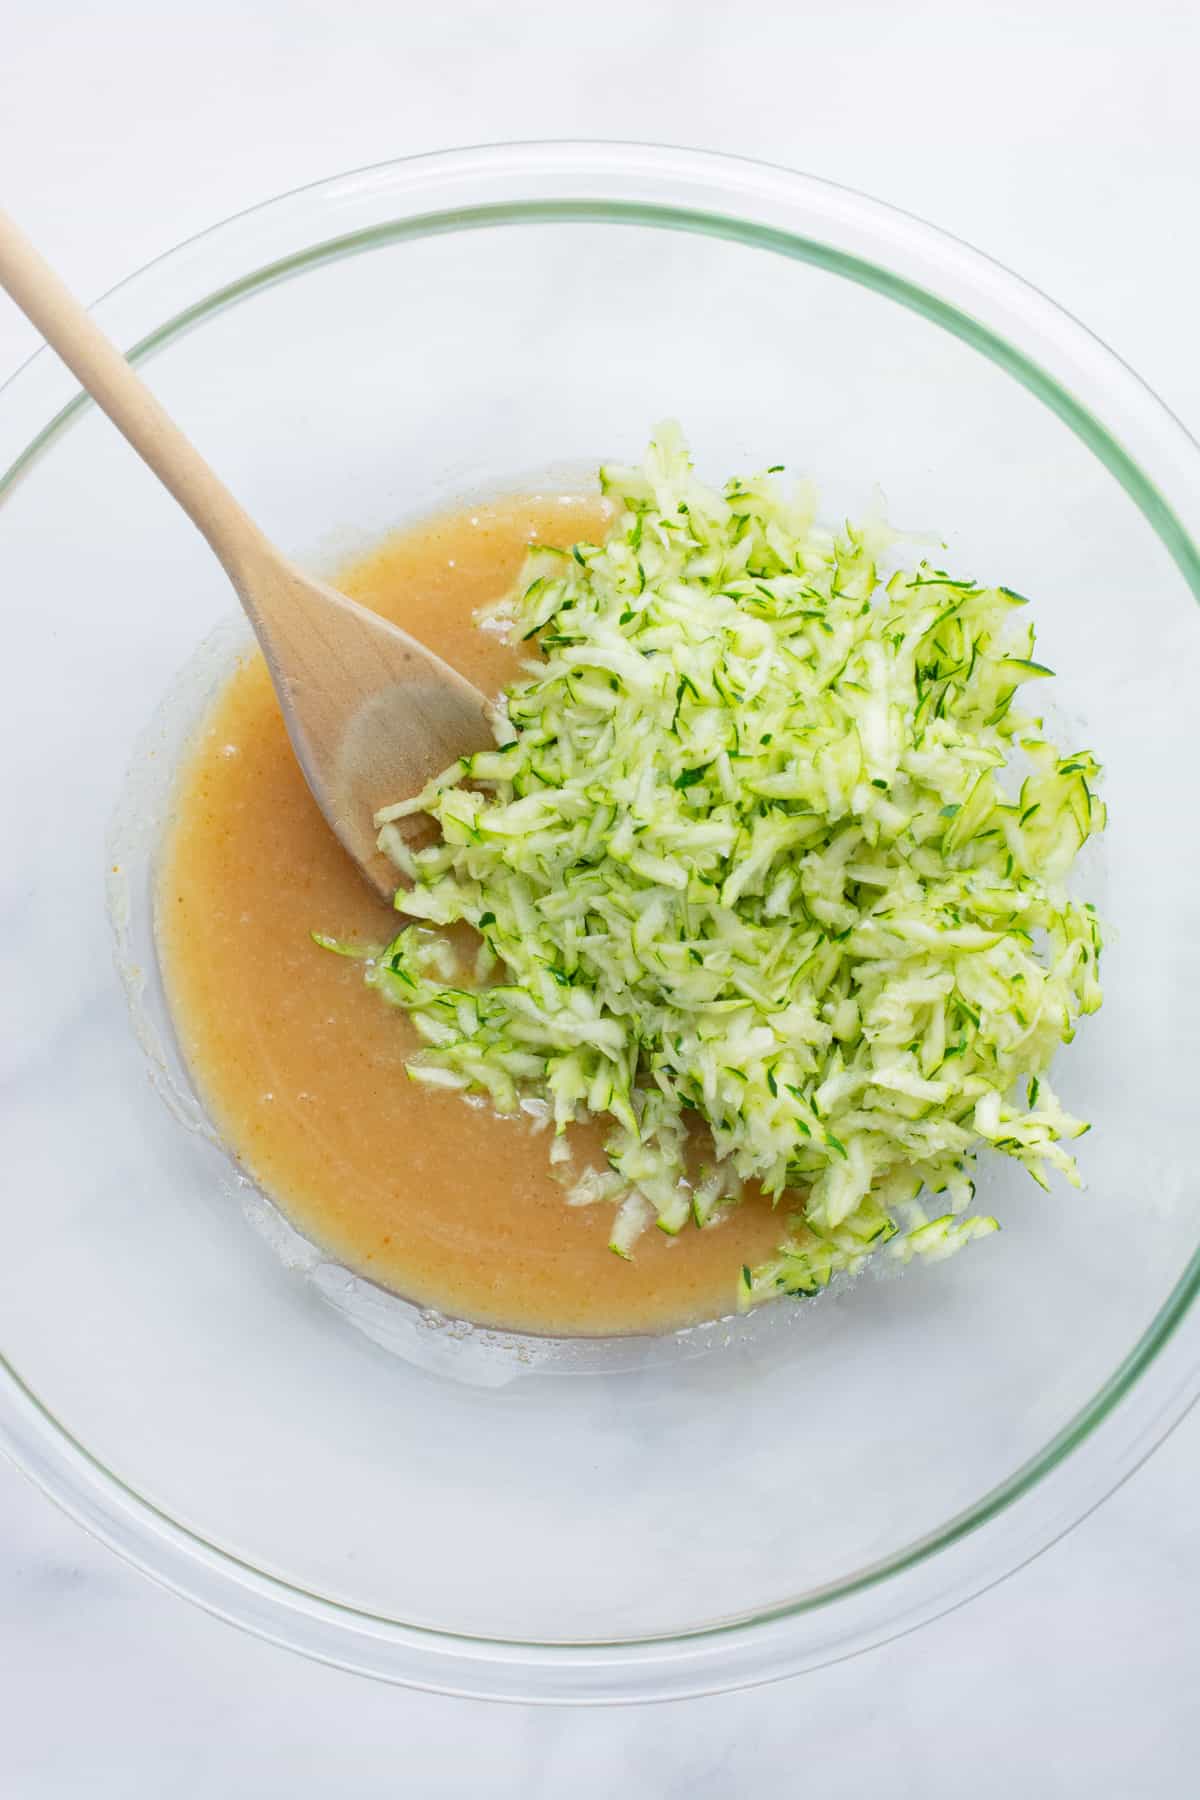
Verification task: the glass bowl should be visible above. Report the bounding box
[2,142,1199,1704]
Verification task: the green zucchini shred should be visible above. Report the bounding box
[329,426,1105,1307]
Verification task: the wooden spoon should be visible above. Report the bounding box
[0,209,493,901]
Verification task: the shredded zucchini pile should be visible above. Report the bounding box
[323,428,1104,1304]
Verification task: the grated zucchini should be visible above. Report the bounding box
[325,427,1105,1306]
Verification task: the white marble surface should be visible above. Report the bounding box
[3,1,1199,1790]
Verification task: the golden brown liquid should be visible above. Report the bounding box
[158,496,790,1334]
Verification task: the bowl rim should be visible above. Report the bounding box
[2,137,1199,1702]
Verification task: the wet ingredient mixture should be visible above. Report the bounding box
[158,495,791,1334]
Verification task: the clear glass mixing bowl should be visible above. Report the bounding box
[2,143,1199,1703]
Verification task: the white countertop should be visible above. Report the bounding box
[3,2,1198,1790]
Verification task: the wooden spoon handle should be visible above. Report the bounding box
[0,207,268,585]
